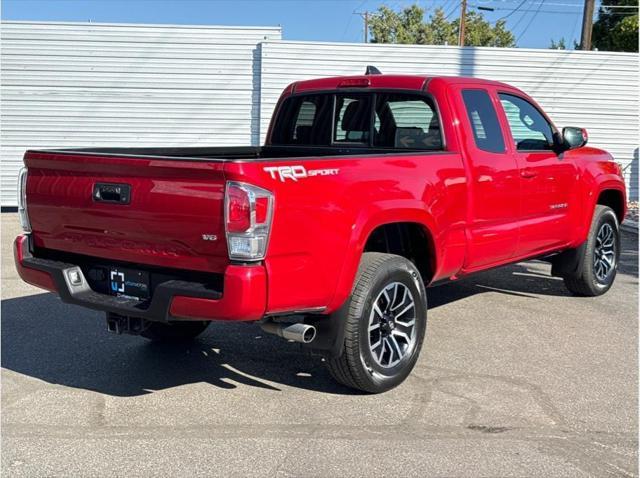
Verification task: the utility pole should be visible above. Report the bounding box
[580,0,595,50]
[354,11,370,43]
[364,11,369,43]
[458,0,467,47]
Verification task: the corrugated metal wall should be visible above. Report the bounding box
[0,21,281,206]
[260,41,639,200]
[2,25,637,205]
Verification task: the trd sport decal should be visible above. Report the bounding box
[263,165,339,182]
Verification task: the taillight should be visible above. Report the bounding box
[17,167,31,232]
[224,181,274,261]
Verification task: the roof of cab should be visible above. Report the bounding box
[290,74,514,93]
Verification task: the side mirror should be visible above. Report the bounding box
[561,127,588,151]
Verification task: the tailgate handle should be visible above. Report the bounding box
[93,183,131,204]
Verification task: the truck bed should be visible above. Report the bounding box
[32,145,426,161]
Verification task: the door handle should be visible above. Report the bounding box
[520,168,537,179]
[93,183,131,204]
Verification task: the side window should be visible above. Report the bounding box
[373,93,442,150]
[334,95,372,144]
[499,94,554,151]
[461,89,505,154]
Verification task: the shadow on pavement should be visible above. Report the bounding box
[2,233,637,397]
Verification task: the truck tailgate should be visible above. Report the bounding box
[24,151,229,273]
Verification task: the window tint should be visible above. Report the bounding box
[461,89,505,154]
[334,95,371,144]
[373,93,442,149]
[271,91,442,150]
[499,94,554,151]
[270,94,333,145]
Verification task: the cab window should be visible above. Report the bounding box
[498,93,554,151]
[461,89,506,154]
[271,91,443,150]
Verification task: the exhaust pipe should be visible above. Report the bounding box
[260,321,316,344]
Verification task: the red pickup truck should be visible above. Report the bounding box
[14,72,626,393]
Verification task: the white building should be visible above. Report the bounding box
[1,21,637,205]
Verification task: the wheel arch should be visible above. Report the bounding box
[326,205,439,313]
[362,222,436,285]
[597,188,626,223]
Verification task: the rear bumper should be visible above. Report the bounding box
[14,234,267,322]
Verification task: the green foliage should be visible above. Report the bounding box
[369,5,515,47]
[549,38,567,49]
[592,0,639,52]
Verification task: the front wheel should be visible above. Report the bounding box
[326,253,427,393]
[563,205,620,297]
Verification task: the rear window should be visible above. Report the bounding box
[270,91,443,151]
[334,94,372,144]
[271,94,333,145]
[461,89,505,154]
[374,93,442,149]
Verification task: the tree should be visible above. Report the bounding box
[592,0,639,52]
[549,38,580,50]
[369,5,515,47]
[549,38,567,49]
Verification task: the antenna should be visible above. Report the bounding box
[365,65,382,75]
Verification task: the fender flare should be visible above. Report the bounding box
[575,177,626,245]
[326,200,438,313]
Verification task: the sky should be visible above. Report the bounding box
[1,0,608,49]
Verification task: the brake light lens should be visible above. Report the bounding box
[17,167,31,232]
[226,185,251,233]
[338,78,371,88]
[224,181,274,261]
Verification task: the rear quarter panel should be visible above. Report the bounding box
[225,151,467,315]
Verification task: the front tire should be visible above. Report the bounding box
[563,205,620,297]
[326,253,427,393]
[141,321,210,342]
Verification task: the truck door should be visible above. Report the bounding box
[457,87,520,270]
[496,92,577,255]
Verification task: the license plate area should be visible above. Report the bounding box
[109,267,150,300]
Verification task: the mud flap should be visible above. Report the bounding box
[302,300,350,358]
[551,241,587,278]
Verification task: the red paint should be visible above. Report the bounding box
[169,265,267,321]
[14,235,56,292]
[24,151,229,273]
[16,75,627,322]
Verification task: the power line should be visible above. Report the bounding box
[516,0,546,42]
[510,2,533,31]
[439,0,458,14]
[569,6,582,45]
[496,0,528,20]
[444,1,461,20]
[473,0,637,8]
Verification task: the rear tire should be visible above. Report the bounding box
[141,321,210,342]
[326,253,427,394]
[563,205,620,297]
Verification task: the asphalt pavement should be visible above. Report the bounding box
[2,212,638,477]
